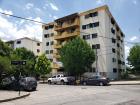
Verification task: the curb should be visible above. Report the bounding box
[0,93,30,103]
[110,83,140,85]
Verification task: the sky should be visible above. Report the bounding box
[0,0,140,59]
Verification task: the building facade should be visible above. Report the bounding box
[7,37,42,56]
[42,5,125,79]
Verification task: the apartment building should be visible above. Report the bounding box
[42,5,125,79]
[7,37,42,56]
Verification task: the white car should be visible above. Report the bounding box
[47,74,75,85]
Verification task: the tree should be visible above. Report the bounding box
[11,47,36,77]
[0,39,13,57]
[0,56,12,83]
[35,54,51,82]
[127,45,140,73]
[60,37,95,78]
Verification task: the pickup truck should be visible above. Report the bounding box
[47,74,75,85]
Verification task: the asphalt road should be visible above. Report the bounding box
[0,84,140,105]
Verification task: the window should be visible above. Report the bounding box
[90,12,98,17]
[92,44,100,49]
[92,33,97,38]
[111,18,115,25]
[112,58,116,62]
[50,50,53,54]
[85,14,89,19]
[93,22,99,27]
[37,49,40,53]
[46,50,49,54]
[50,41,54,45]
[37,43,40,46]
[121,32,124,37]
[16,40,21,44]
[117,43,120,47]
[113,68,117,73]
[49,25,54,29]
[118,60,122,64]
[85,11,98,19]
[111,28,115,34]
[112,38,116,43]
[112,48,116,53]
[89,23,93,28]
[82,25,86,30]
[83,35,90,40]
[44,34,49,38]
[45,26,49,30]
[46,42,49,46]
[49,59,53,62]
[122,61,125,65]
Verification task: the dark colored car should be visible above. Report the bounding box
[81,75,110,86]
[1,77,37,91]
[19,77,37,91]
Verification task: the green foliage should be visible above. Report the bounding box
[0,39,13,57]
[0,56,12,82]
[35,54,51,76]
[11,47,36,77]
[127,45,140,73]
[60,37,95,77]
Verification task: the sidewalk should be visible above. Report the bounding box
[0,90,30,103]
[110,80,140,85]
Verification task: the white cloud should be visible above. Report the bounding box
[49,14,52,18]
[132,0,137,5]
[0,9,42,41]
[96,0,105,4]
[35,8,41,12]
[25,3,34,10]
[53,16,58,19]
[49,3,59,11]
[130,36,138,41]
[125,45,130,59]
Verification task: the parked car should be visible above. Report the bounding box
[1,76,15,89]
[47,74,75,85]
[1,77,37,91]
[19,77,37,91]
[81,75,110,86]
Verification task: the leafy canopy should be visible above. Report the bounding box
[127,45,140,73]
[35,54,51,76]
[60,37,95,76]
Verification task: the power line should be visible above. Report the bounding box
[0,11,47,25]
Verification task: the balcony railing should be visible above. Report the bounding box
[52,63,60,69]
[53,53,60,58]
[54,31,79,40]
[53,44,62,49]
[54,18,80,31]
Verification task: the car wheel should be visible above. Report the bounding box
[61,80,64,85]
[83,82,87,86]
[99,82,104,86]
[48,80,51,84]
[32,87,36,91]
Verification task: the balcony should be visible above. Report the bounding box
[54,31,80,40]
[54,18,80,31]
[53,44,62,49]
[53,53,60,58]
[52,63,60,69]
